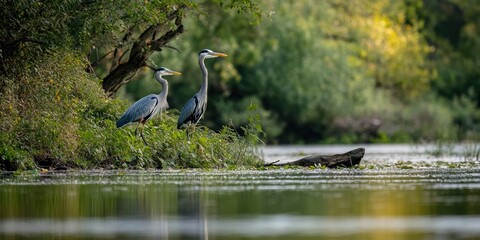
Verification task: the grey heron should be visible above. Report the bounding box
[177,49,227,137]
[117,66,181,145]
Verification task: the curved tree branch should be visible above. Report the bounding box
[101,6,187,96]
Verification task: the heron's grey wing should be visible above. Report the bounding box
[177,96,198,129]
[117,95,159,128]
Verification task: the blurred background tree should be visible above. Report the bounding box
[417,0,480,139]
[121,0,480,143]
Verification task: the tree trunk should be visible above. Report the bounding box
[264,148,365,168]
[100,8,185,97]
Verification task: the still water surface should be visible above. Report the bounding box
[1,144,480,239]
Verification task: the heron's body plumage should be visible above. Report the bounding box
[117,67,180,145]
[116,94,167,128]
[177,49,227,134]
[177,95,206,129]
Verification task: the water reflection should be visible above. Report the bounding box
[1,169,480,239]
[3,216,480,238]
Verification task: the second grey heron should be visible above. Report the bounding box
[177,49,227,137]
[117,66,181,145]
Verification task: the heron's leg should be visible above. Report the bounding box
[140,124,148,146]
[187,124,196,139]
[185,123,194,142]
[140,133,148,146]
[186,126,190,141]
[139,123,148,146]
[130,120,148,145]
[135,122,141,136]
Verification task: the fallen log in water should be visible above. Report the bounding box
[264,148,365,168]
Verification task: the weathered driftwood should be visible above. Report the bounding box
[265,148,365,168]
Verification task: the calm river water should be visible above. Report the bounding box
[1,144,480,240]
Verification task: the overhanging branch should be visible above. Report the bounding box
[101,6,186,96]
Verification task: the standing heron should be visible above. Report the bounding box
[177,49,227,137]
[117,66,181,145]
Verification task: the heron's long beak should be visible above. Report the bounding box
[214,52,228,57]
[169,70,182,75]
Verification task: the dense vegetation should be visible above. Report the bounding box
[1,0,479,171]
[0,49,263,171]
[0,0,263,171]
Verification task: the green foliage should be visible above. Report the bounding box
[385,96,456,141]
[0,0,191,53]
[419,0,480,106]
[0,0,262,75]
[174,0,431,143]
[0,51,262,171]
[144,111,263,169]
[128,0,477,144]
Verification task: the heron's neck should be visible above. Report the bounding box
[158,81,168,100]
[199,56,208,96]
[155,73,168,101]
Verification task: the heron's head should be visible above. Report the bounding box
[148,66,181,76]
[199,49,228,59]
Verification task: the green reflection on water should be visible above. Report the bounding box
[1,169,480,240]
